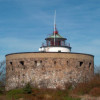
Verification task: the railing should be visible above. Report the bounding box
[42,42,71,47]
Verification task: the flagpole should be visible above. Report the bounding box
[54,10,56,46]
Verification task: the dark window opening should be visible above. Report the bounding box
[40,60,42,63]
[10,62,12,65]
[67,61,69,65]
[34,61,37,65]
[58,50,61,52]
[89,63,91,68]
[80,62,83,67]
[54,61,56,65]
[20,61,24,65]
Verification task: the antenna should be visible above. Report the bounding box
[54,10,56,46]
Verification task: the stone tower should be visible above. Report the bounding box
[5,13,94,91]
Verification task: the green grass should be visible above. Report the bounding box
[0,87,81,100]
[7,88,23,100]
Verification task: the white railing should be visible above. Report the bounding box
[42,42,70,47]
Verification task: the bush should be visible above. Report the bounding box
[23,83,32,94]
[89,87,100,97]
[71,83,90,95]
[71,74,100,96]
[65,83,72,90]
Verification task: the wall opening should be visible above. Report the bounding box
[10,62,12,65]
[89,63,91,68]
[40,60,42,64]
[67,61,69,66]
[54,61,56,65]
[58,50,61,52]
[80,61,83,67]
[34,61,37,66]
[20,61,24,66]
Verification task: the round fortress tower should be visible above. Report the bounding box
[5,12,94,91]
[6,52,94,91]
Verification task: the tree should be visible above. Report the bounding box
[0,60,6,87]
[94,65,100,76]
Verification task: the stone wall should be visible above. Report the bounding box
[6,52,94,91]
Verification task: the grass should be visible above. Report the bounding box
[0,74,100,100]
[5,88,80,100]
[6,88,23,100]
[71,74,100,96]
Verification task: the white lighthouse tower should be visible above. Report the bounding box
[39,12,71,52]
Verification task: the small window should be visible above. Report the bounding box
[20,61,24,66]
[67,61,69,66]
[80,62,83,67]
[54,61,56,65]
[89,63,91,68]
[58,50,61,52]
[10,62,12,65]
[40,60,42,63]
[34,61,37,65]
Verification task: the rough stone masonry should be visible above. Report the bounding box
[5,52,94,91]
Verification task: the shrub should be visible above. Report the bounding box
[65,83,72,90]
[71,83,90,95]
[71,74,100,96]
[89,87,100,97]
[23,83,32,94]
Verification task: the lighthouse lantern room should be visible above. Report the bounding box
[39,12,71,52]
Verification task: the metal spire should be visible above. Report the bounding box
[54,10,56,46]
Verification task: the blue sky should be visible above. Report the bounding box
[0,0,100,66]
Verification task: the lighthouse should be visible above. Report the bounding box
[39,12,71,52]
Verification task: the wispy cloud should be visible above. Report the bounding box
[0,0,100,66]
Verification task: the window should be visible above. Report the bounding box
[20,61,24,66]
[10,62,12,65]
[89,63,91,68]
[10,62,13,70]
[58,50,61,52]
[40,60,42,63]
[34,61,37,66]
[67,61,69,66]
[80,62,83,67]
[54,61,56,65]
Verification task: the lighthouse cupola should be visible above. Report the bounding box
[39,12,71,52]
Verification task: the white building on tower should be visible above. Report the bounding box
[39,12,71,52]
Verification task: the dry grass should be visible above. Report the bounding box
[4,88,80,100]
[89,87,100,97]
[71,74,100,97]
[0,74,100,100]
